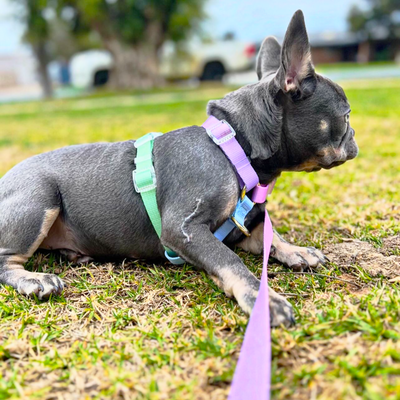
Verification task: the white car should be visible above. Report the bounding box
[70,39,257,89]
[70,50,113,89]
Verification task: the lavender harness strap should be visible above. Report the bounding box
[202,117,259,189]
[202,116,272,400]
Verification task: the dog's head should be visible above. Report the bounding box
[254,10,358,172]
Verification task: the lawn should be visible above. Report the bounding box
[0,80,399,400]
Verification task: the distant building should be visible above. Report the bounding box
[0,52,44,102]
[0,52,37,88]
[308,32,400,64]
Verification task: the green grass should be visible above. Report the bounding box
[0,80,400,399]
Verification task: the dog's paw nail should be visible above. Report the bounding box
[270,296,295,328]
[297,254,309,269]
[291,264,304,272]
[55,277,64,292]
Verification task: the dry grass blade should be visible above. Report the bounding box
[269,271,363,288]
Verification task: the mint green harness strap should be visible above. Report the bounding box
[133,133,163,236]
[133,133,185,265]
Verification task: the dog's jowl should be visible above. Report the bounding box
[0,10,357,326]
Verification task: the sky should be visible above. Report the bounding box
[0,0,367,55]
[205,0,367,41]
[0,0,27,54]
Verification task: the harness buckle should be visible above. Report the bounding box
[132,166,157,193]
[230,194,254,237]
[206,119,236,145]
[231,216,251,237]
[240,186,247,201]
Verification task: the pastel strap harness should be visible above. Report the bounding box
[133,116,273,400]
[133,118,270,263]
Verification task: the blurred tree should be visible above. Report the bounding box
[14,0,53,98]
[61,0,206,89]
[348,0,400,38]
[14,0,103,97]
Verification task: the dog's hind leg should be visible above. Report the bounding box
[59,249,93,264]
[0,180,64,299]
[238,223,327,271]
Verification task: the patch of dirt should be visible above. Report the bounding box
[323,236,400,278]
[380,235,400,256]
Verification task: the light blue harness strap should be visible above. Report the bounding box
[214,195,255,241]
[214,219,236,241]
[232,195,254,227]
[165,251,186,265]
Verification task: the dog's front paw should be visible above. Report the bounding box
[288,246,326,271]
[17,273,64,300]
[219,267,295,327]
[272,243,327,272]
[237,289,295,328]
[269,292,295,327]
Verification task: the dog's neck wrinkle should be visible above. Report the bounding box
[207,86,285,184]
[279,110,302,169]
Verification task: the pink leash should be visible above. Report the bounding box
[228,205,272,400]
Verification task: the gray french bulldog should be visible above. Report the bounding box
[0,10,357,326]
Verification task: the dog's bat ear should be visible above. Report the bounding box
[274,10,316,100]
[256,36,281,80]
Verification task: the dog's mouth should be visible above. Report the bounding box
[304,160,345,173]
[305,167,321,172]
[322,160,346,170]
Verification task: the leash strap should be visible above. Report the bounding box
[133,132,185,265]
[228,206,272,400]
